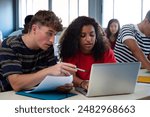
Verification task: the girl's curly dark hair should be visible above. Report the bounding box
[59,16,109,61]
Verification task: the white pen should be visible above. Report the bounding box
[76,67,86,72]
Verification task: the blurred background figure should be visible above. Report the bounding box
[8,15,33,37]
[22,15,33,34]
[105,19,120,49]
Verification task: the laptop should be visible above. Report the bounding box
[75,62,141,97]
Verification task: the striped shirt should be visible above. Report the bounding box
[114,24,150,63]
[0,35,56,91]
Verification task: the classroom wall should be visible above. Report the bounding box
[0,0,103,38]
[0,0,16,38]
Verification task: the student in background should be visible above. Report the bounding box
[59,16,116,90]
[22,15,33,34]
[114,10,150,70]
[105,19,120,49]
[0,10,77,92]
[8,15,33,37]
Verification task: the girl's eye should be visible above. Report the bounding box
[80,34,86,38]
[90,34,95,37]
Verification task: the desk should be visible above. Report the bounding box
[0,83,150,100]
[1,69,150,100]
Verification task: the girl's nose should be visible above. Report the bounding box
[85,35,92,41]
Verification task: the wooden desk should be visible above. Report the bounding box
[0,83,150,100]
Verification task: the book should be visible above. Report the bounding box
[138,69,150,83]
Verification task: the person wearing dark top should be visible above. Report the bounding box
[8,15,33,37]
[0,10,77,92]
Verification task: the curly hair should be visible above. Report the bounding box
[59,16,109,61]
[28,10,63,32]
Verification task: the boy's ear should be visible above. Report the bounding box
[32,24,38,32]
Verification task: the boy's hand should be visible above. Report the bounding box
[56,83,73,93]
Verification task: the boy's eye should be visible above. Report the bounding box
[46,32,55,37]
[47,32,52,36]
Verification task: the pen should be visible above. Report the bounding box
[76,68,86,72]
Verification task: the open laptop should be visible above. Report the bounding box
[75,62,141,97]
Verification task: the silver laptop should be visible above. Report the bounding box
[75,62,141,97]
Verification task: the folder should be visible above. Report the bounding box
[16,90,77,100]
[138,69,150,83]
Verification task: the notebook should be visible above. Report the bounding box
[75,62,141,97]
[137,69,150,83]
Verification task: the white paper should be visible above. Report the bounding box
[26,75,73,93]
